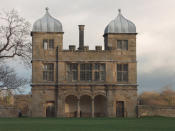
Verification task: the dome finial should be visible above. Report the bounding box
[45,7,49,13]
[118,9,121,14]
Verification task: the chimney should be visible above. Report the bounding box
[78,25,85,50]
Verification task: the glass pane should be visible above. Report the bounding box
[117,64,122,71]
[123,64,128,71]
[117,72,122,82]
[95,72,100,81]
[43,71,47,80]
[123,40,128,50]
[67,64,78,81]
[72,64,78,70]
[100,64,105,71]
[49,39,54,49]
[67,64,71,71]
[73,71,78,80]
[43,39,48,50]
[123,72,128,82]
[95,64,100,70]
[100,71,105,81]
[117,40,122,49]
[48,64,54,70]
[80,64,85,70]
[80,71,85,81]
[49,72,54,81]
[67,71,71,81]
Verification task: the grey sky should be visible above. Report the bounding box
[1,0,175,93]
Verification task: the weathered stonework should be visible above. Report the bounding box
[31,30,138,118]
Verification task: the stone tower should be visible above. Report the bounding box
[31,8,63,117]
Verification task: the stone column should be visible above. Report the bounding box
[92,98,94,118]
[77,98,80,118]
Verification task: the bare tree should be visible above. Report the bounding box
[0,64,29,93]
[0,9,31,66]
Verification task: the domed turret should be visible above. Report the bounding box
[32,8,63,33]
[104,9,136,34]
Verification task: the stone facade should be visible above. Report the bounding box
[31,29,138,117]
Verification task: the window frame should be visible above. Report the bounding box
[80,63,92,81]
[67,63,78,81]
[43,63,54,81]
[43,39,54,50]
[117,64,128,82]
[94,63,106,81]
[117,40,128,50]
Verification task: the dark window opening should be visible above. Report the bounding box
[80,64,92,81]
[94,64,105,81]
[117,64,128,82]
[67,64,78,81]
[43,63,54,81]
[117,40,128,50]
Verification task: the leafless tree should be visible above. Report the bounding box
[0,9,31,67]
[0,64,29,93]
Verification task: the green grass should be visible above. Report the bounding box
[0,117,175,131]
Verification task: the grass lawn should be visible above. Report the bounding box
[0,117,175,131]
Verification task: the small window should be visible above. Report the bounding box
[49,39,54,49]
[43,39,48,50]
[123,40,128,50]
[117,64,128,82]
[80,64,92,81]
[43,39,54,50]
[43,63,54,81]
[117,40,122,49]
[94,64,105,81]
[67,64,78,81]
[117,40,128,50]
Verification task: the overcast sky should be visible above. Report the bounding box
[1,0,175,93]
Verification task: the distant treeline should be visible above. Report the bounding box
[139,86,175,106]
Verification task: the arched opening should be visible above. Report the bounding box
[94,95,107,117]
[46,101,55,117]
[80,95,92,117]
[65,95,77,117]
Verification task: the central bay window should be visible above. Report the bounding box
[67,64,78,81]
[80,64,92,81]
[94,64,105,81]
[43,63,54,81]
[117,64,128,82]
[66,63,106,82]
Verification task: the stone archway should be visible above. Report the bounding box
[80,95,92,117]
[46,101,55,117]
[94,95,107,117]
[65,95,78,117]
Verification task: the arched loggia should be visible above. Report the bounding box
[94,95,107,117]
[65,95,78,117]
[80,95,92,117]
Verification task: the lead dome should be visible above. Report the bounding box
[32,8,63,33]
[104,9,136,34]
